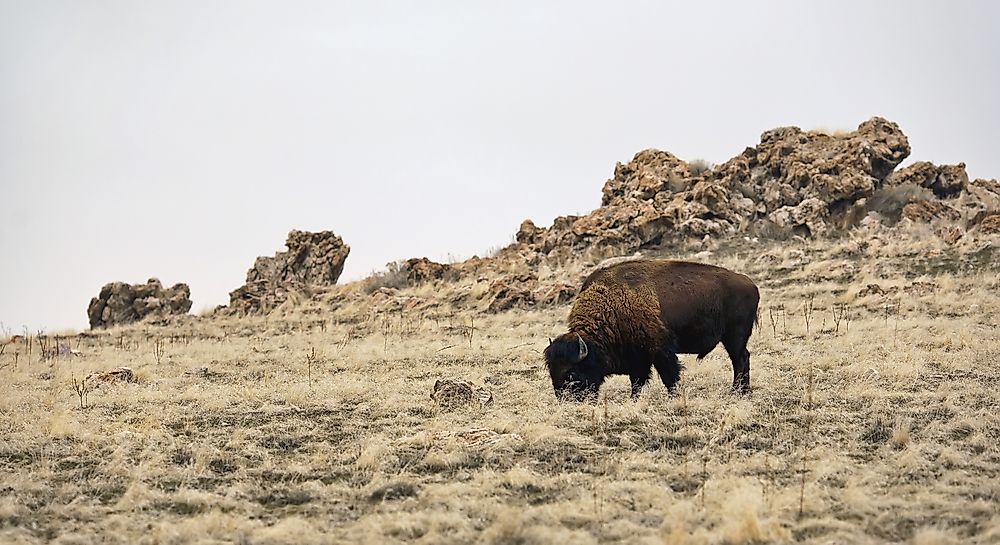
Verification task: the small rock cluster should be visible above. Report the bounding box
[228,230,350,314]
[88,278,192,329]
[431,378,493,410]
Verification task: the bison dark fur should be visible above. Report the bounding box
[544,259,759,400]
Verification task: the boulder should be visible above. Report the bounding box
[978,214,1000,234]
[431,378,493,411]
[601,149,693,205]
[486,273,538,313]
[886,161,969,198]
[400,257,450,284]
[229,230,349,314]
[533,282,577,306]
[901,200,961,223]
[515,219,543,245]
[88,279,192,329]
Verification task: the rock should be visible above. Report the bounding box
[885,161,968,198]
[229,230,349,314]
[88,279,192,329]
[601,149,694,205]
[768,198,830,236]
[400,258,450,284]
[431,378,493,411]
[515,219,542,245]
[85,367,137,388]
[938,226,964,245]
[533,282,577,305]
[486,273,538,312]
[972,178,1000,195]
[978,214,1000,234]
[901,200,960,223]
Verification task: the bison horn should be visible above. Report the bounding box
[576,334,588,362]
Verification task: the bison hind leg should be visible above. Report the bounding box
[652,351,681,395]
[723,335,752,395]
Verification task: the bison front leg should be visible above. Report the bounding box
[652,351,681,395]
[629,372,649,399]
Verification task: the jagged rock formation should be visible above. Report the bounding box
[506,117,998,261]
[229,230,350,314]
[88,279,192,329]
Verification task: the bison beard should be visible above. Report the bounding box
[544,259,759,400]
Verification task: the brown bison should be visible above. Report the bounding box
[544,259,759,400]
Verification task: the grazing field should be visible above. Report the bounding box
[2,240,1000,544]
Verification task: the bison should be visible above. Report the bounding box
[544,259,759,400]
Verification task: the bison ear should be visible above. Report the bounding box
[576,334,588,362]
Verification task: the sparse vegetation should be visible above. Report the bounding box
[687,158,713,176]
[362,260,410,293]
[1,236,998,543]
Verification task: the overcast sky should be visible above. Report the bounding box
[1,1,998,332]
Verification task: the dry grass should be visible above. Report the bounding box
[1,236,999,544]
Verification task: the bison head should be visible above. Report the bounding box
[544,333,605,401]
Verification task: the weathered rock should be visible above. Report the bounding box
[533,282,577,306]
[431,378,493,411]
[886,161,969,198]
[515,219,542,245]
[400,258,450,284]
[601,149,693,205]
[88,279,192,329]
[229,230,349,315]
[486,273,538,312]
[768,198,830,236]
[938,226,964,245]
[901,200,961,223]
[978,214,1000,234]
[972,178,1000,195]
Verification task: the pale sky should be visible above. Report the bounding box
[1,1,998,332]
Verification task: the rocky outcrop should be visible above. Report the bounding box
[88,279,192,329]
[229,230,349,315]
[521,117,914,257]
